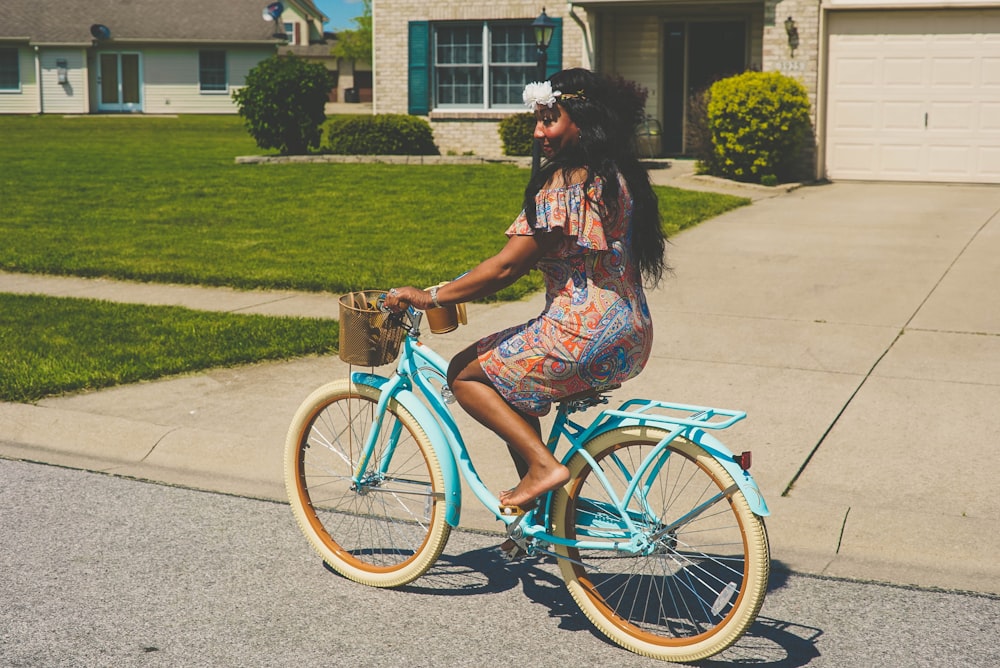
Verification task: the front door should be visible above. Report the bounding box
[663,21,746,154]
[98,53,142,112]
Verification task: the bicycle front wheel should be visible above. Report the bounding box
[550,426,769,663]
[284,379,451,588]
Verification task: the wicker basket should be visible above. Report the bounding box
[338,290,406,366]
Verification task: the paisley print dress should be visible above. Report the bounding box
[477,174,653,416]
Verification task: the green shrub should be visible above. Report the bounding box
[703,71,812,184]
[323,114,438,155]
[232,55,331,155]
[498,113,535,156]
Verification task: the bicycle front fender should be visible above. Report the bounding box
[686,428,770,517]
[351,372,462,527]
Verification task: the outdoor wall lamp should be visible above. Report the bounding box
[784,16,800,57]
[533,8,557,75]
[531,8,558,175]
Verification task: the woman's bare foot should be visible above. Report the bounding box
[499,463,570,509]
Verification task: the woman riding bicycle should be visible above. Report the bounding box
[384,68,667,512]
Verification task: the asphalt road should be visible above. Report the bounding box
[3,456,998,667]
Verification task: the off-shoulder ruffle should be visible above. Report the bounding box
[507,177,609,253]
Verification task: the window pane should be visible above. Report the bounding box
[0,49,19,90]
[490,65,533,105]
[436,26,481,65]
[437,67,482,105]
[199,50,227,91]
[490,26,534,65]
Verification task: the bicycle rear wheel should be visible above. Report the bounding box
[284,379,451,587]
[550,426,769,662]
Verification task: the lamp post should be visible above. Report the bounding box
[531,8,557,174]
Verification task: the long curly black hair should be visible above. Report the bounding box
[522,68,667,288]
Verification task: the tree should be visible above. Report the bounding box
[232,55,331,155]
[330,0,372,65]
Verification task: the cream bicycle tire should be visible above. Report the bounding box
[550,426,770,662]
[284,380,451,588]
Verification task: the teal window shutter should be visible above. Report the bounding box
[545,18,563,79]
[408,21,430,115]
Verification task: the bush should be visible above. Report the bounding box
[498,113,535,156]
[323,114,438,155]
[703,71,812,184]
[232,55,331,155]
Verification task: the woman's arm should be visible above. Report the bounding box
[384,232,559,311]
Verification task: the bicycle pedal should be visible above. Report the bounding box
[499,504,527,516]
[499,543,527,562]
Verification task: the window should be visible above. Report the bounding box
[434,22,535,109]
[199,50,227,92]
[283,22,295,44]
[0,48,20,91]
[408,19,561,114]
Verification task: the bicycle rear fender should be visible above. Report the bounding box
[581,422,770,517]
[351,372,462,527]
[687,428,770,517]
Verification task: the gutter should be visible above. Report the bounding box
[34,45,42,114]
[567,3,595,69]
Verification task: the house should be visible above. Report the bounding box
[0,0,367,114]
[373,1,1000,184]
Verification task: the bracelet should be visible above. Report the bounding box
[429,285,442,308]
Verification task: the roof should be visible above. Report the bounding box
[0,0,309,45]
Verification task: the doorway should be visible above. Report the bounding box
[98,53,142,112]
[662,20,746,154]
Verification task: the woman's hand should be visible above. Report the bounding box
[383,286,431,312]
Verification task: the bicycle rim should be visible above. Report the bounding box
[283,380,451,588]
[550,426,769,662]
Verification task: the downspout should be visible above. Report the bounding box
[34,45,43,113]
[566,3,594,70]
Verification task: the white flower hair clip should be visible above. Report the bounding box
[523,81,561,109]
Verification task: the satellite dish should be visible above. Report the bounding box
[262,2,283,22]
[90,24,111,40]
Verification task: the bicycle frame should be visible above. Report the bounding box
[349,308,769,556]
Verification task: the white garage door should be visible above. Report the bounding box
[825,9,1000,183]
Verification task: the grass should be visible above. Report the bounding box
[0,293,338,403]
[0,116,749,300]
[0,115,750,401]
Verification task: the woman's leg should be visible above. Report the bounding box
[448,345,569,508]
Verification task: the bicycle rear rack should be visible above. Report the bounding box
[602,398,746,431]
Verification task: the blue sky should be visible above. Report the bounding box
[312,0,366,31]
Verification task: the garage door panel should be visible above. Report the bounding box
[984,58,1000,86]
[826,9,1000,183]
[980,148,1000,177]
[983,103,1000,129]
[882,101,923,129]
[931,58,977,86]
[927,146,973,176]
[880,145,923,175]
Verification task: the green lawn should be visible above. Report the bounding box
[0,293,337,403]
[0,115,748,300]
[0,115,750,402]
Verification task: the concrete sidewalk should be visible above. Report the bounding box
[3,176,999,596]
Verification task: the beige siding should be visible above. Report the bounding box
[602,15,661,118]
[0,46,40,113]
[39,48,88,114]
[142,46,272,114]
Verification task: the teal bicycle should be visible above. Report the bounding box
[284,291,771,663]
